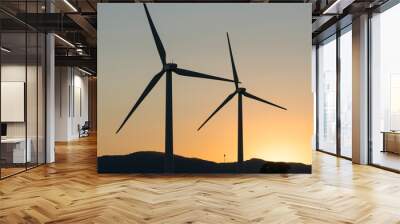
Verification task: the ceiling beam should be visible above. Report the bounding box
[67,13,97,45]
[12,13,83,32]
[55,55,96,70]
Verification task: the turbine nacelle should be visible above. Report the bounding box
[237,87,246,93]
[164,63,178,71]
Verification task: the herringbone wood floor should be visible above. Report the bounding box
[1,135,400,224]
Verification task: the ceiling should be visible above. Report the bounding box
[0,0,393,74]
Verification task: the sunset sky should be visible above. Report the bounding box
[98,3,312,165]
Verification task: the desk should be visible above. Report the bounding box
[1,138,31,164]
[382,131,400,154]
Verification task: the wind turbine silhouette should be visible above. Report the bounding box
[116,4,236,173]
[197,33,287,170]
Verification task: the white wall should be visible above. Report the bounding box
[73,73,89,137]
[55,67,70,141]
[1,65,37,138]
[55,67,89,141]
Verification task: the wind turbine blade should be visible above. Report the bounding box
[226,32,239,88]
[116,70,165,133]
[174,67,236,83]
[243,92,287,111]
[197,92,237,131]
[143,3,166,65]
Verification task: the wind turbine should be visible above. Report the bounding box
[116,4,236,173]
[197,33,287,170]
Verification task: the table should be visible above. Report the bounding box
[1,138,31,164]
[382,131,400,154]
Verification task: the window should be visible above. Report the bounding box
[316,26,353,159]
[317,36,337,154]
[339,27,352,158]
[371,3,400,171]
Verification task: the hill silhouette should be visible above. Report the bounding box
[98,151,311,174]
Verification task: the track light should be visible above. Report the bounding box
[54,34,75,48]
[322,0,353,15]
[1,47,11,53]
[78,67,94,76]
[63,0,78,12]
[323,0,341,14]
[76,48,83,55]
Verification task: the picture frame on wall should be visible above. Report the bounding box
[97,3,312,174]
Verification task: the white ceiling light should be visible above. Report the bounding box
[63,0,78,12]
[323,0,354,15]
[76,49,85,55]
[1,47,11,53]
[78,67,93,76]
[54,34,75,48]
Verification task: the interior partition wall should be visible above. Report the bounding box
[0,1,47,179]
[316,26,353,159]
[370,2,400,171]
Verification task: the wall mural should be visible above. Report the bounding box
[98,3,312,173]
